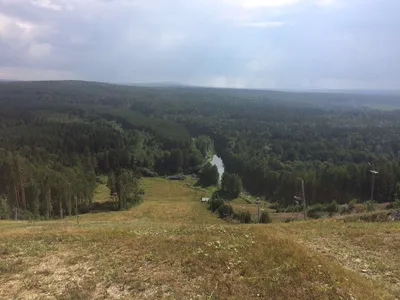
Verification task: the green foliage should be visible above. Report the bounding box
[221,173,243,198]
[217,204,233,219]
[307,203,327,219]
[393,199,400,209]
[107,171,116,194]
[208,197,224,213]
[259,211,272,223]
[196,135,214,157]
[234,211,252,224]
[199,162,219,186]
[365,200,377,212]
[349,199,358,210]
[115,169,141,210]
[268,202,280,210]
[326,200,339,215]
[284,205,299,213]
[3,81,400,217]
[0,198,10,220]
[386,199,400,210]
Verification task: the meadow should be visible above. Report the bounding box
[1,178,399,299]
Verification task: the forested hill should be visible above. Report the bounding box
[1,80,400,219]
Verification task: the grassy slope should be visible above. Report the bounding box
[0,178,399,299]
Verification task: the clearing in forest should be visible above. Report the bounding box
[0,178,399,300]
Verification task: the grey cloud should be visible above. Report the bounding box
[0,0,399,89]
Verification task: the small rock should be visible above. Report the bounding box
[361,269,368,273]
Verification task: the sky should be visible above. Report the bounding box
[0,0,399,90]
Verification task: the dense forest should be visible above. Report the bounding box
[1,80,400,219]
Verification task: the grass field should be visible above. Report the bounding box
[1,178,399,299]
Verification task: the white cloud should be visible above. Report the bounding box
[31,0,62,10]
[159,32,186,49]
[0,12,52,43]
[241,21,285,27]
[30,0,75,11]
[0,66,75,80]
[28,43,53,58]
[225,0,336,9]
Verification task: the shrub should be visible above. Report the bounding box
[307,210,321,219]
[326,200,339,215]
[138,167,158,177]
[307,203,326,219]
[209,198,224,212]
[217,204,233,219]
[349,199,357,210]
[285,205,299,213]
[0,198,11,220]
[234,211,252,224]
[268,202,280,210]
[259,211,272,223]
[386,199,400,210]
[365,200,377,212]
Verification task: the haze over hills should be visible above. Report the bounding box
[1,80,400,110]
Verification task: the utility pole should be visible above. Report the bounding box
[370,170,378,201]
[368,163,379,202]
[257,198,260,222]
[75,196,79,225]
[294,179,307,220]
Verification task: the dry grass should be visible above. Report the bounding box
[279,220,400,297]
[0,178,399,299]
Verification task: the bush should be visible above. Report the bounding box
[0,198,11,220]
[138,167,158,177]
[307,210,322,219]
[285,205,296,213]
[259,211,272,223]
[365,200,377,212]
[209,197,224,212]
[268,202,280,210]
[349,199,357,210]
[234,211,252,224]
[217,204,233,219]
[341,199,358,214]
[307,203,326,219]
[326,200,339,215]
[386,199,400,210]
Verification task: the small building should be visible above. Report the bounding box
[201,197,210,203]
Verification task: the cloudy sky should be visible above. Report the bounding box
[0,0,399,90]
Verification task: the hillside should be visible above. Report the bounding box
[1,178,399,299]
[2,80,400,216]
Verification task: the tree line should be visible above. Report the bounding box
[2,81,400,214]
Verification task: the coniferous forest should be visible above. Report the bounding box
[1,80,400,219]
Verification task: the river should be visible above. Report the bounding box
[211,155,225,181]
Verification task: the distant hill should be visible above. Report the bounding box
[120,82,190,88]
[1,80,400,109]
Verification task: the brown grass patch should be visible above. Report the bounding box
[0,178,398,299]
